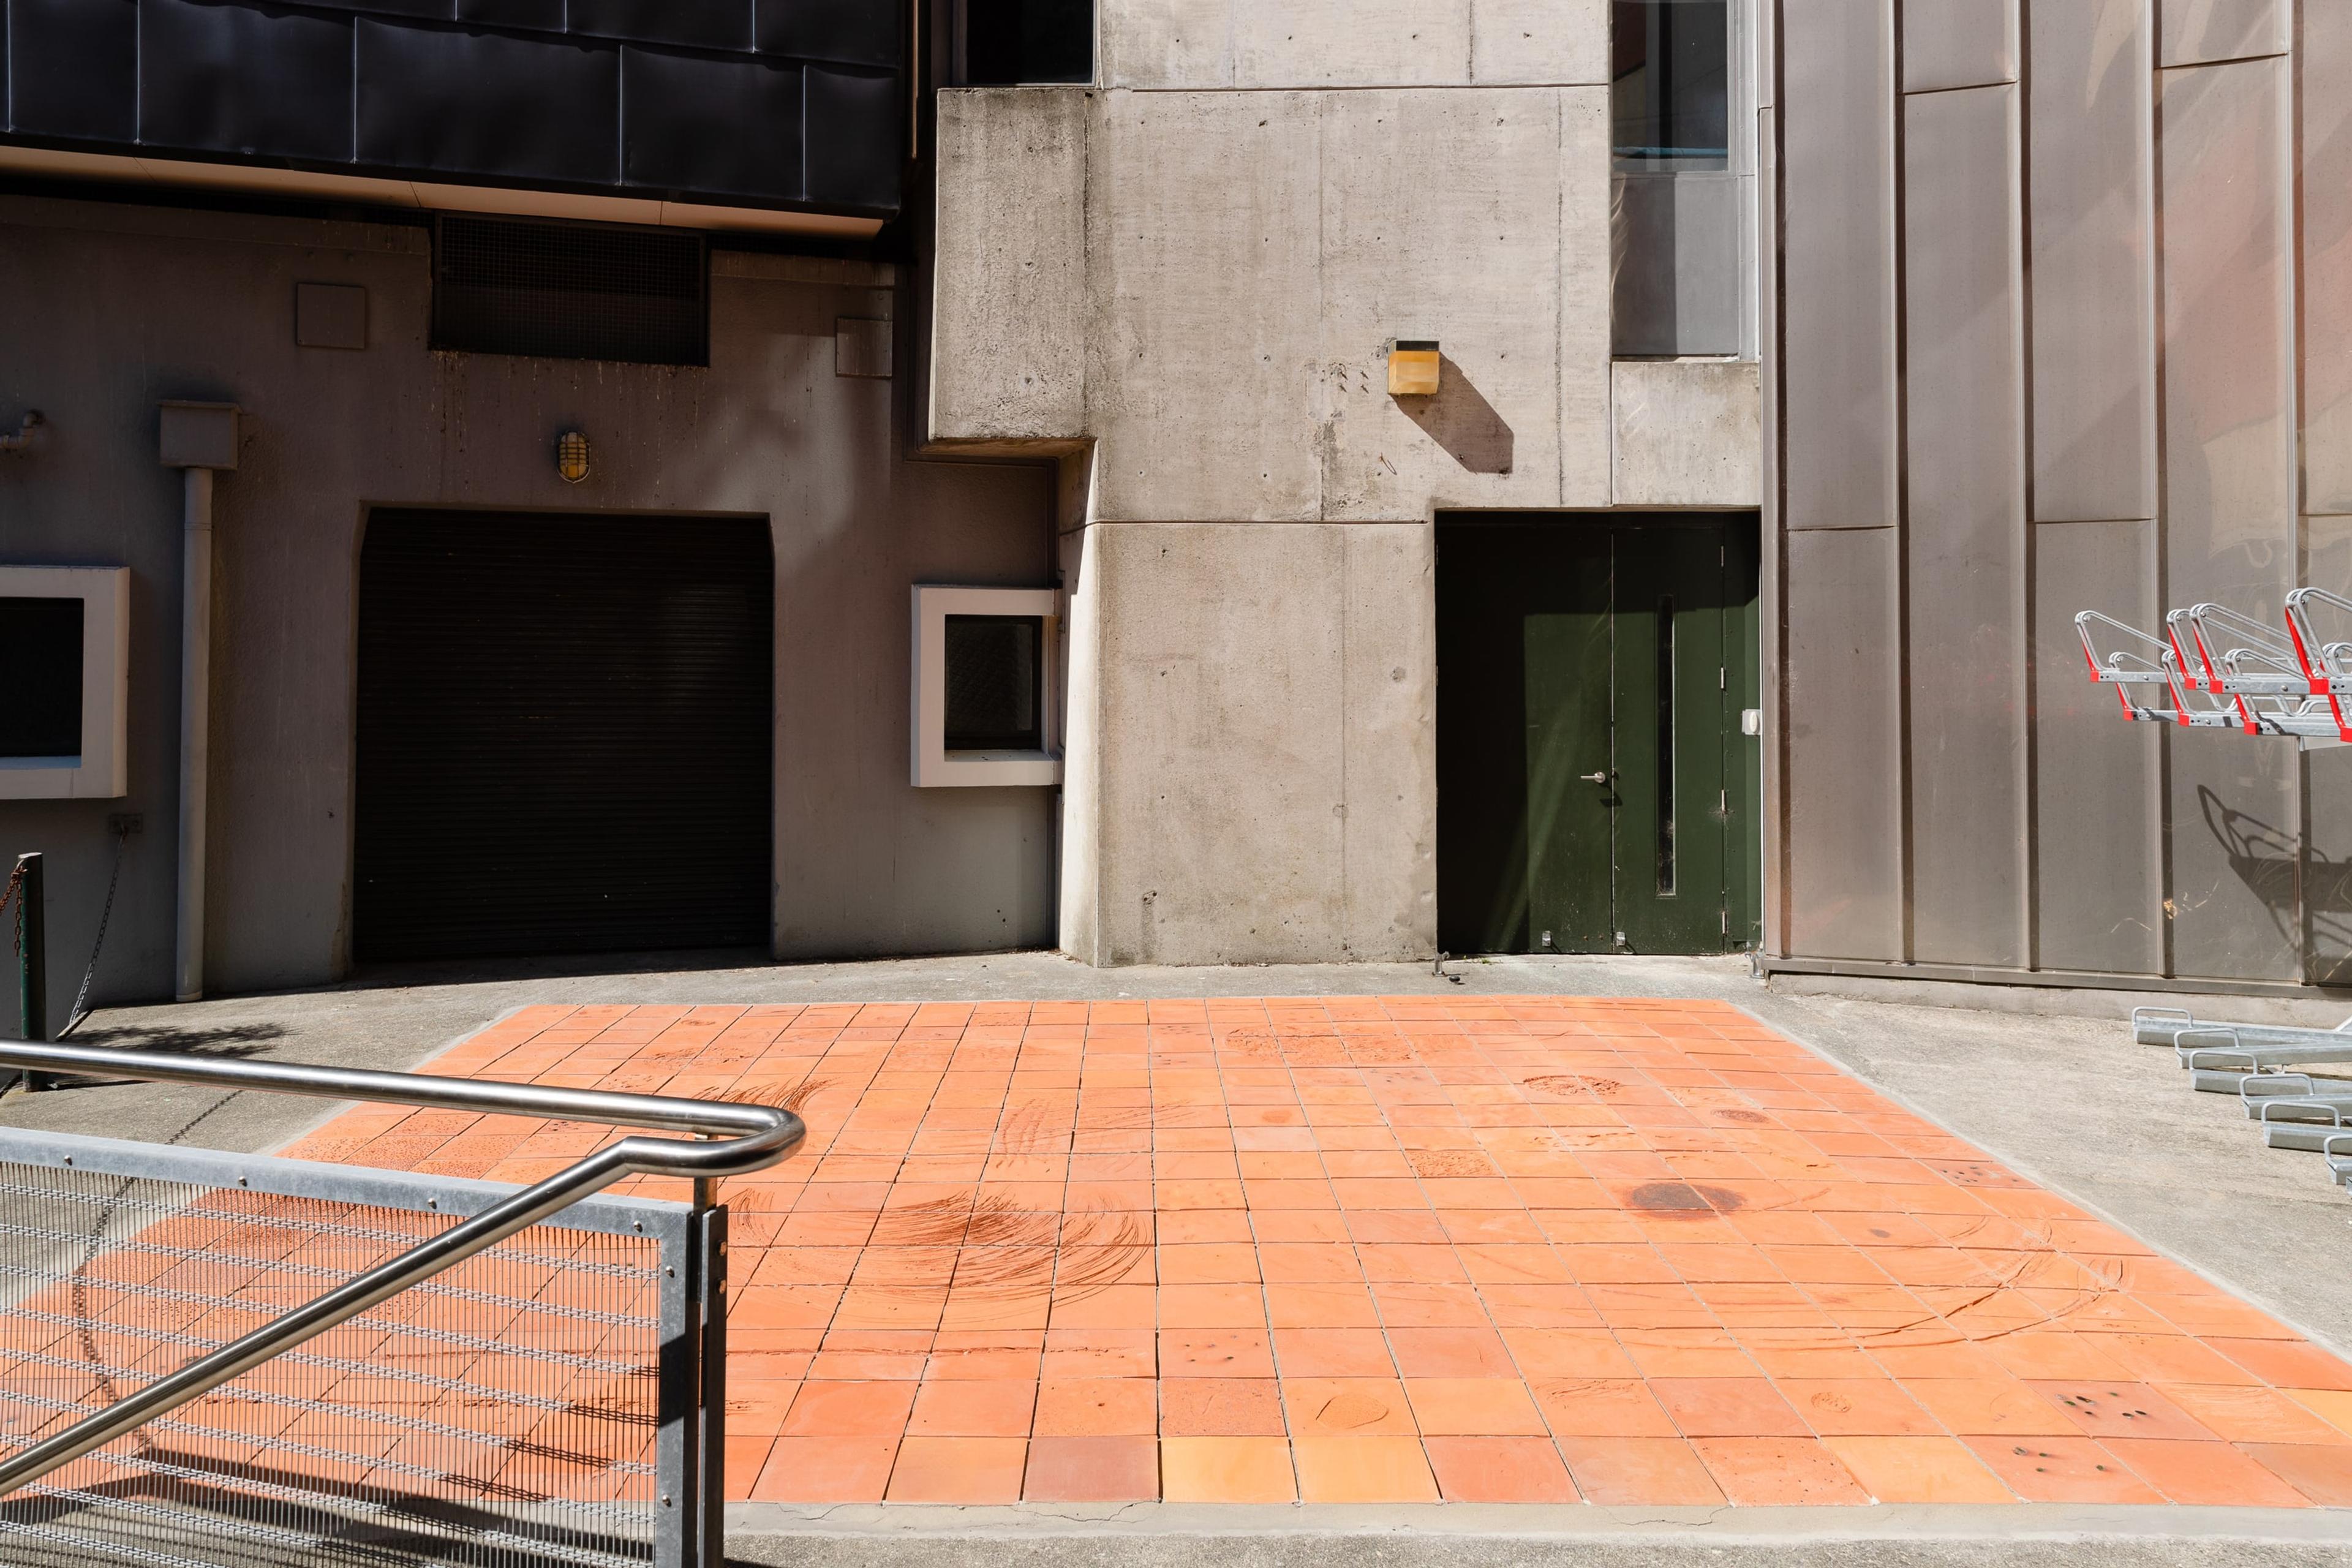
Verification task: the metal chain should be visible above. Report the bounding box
[0,859,22,959]
[55,826,130,1041]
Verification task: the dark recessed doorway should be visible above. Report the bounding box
[354,511,773,963]
[1438,513,1761,956]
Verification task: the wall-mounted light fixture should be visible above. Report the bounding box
[555,429,591,484]
[1387,340,1441,397]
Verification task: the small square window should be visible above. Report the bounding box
[911,586,1060,787]
[0,566,129,800]
[0,597,85,760]
[944,615,1043,753]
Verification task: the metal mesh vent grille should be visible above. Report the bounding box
[432,216,709,367]
[0,1164,665,1567]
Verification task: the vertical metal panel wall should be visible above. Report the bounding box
[1766,0,2339,989]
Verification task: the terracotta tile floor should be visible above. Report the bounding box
[281,996,2352,1508]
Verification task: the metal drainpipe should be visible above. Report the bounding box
[159,402,241,1004]
[175,467,214,1002]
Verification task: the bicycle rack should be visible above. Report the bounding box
[2075,589,2352,747]
[2123,1009,2352,1202]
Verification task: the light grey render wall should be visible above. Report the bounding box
[0,194,1054,1019]
[1771,0,2340,989]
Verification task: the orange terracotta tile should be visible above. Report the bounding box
[2155,1383,2348,1446]
[2285,1387,2352,1437]
[1690,1437,1871,1505]
[296,996,2352,1512]
[1159,1436,1297,1502]
[1273,1328,1398,1378]
[1023,1434,1161,1502]
[908,1379,1036,1437]
[1293,1434,1441,1502]
[2028,1381,2218,1444]
[2097,1438,2310,1507]
[1961,1437,2164,1503]
[780,1380,918,1438]
[1388,1326,1517,1379]
[1531,1378,1681,1438]
[1035,1378,1158,1436]
[1651,1378,1809,1439]
[2213,1338,2352,1393]
[1904,1378,2082,1438]
[1778,1378,1942,1437]
[1160,1328,1277,1378]
[2241,1442,2352,1506]
[1823,1436,2012,1503]
[1403,1378,1550,1436]
[1283,1378,1417,1435]
[1160,1378,1286,1436]
[751,1436,899,1502]
[1554,1435,1725,1506]
[886,1436,1028,1503]
[1423,1435,1580,1502]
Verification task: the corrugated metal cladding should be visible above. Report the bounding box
[0,0,903,216]
[353,512,774,964]
[1772,0,2347,986]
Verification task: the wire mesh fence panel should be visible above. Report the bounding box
[0,1160,669,1568]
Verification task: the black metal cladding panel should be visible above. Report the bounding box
[353,511,775,963]
[140,0,355,162]
[9,0,138,142]
[804,63,900,210]
[357,20,620,186]
[303,0,450,16]
[756,0,901,68]
[571,0,754,51]
[456,1,566,26]
[432,214,707,363]
[622,48,803,202]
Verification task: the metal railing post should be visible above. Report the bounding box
[7,853,44,1095]
[695,1204,730,1568]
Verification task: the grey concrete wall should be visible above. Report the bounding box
[1068,522,1434,966]
[1769,1,2345,987]
[0,193,1055,1022]
[930,0,1764,965]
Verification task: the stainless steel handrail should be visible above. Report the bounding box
[0,1039,804,1497]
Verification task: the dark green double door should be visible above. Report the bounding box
[1438,516,1760,956]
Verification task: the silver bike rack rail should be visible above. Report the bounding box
[0,1039,803,1568]
[2075,589,2352,747]
[2128,1008,2352,1205]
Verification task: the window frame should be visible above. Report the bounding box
[0,566,130,801]
[910,584,1062,787]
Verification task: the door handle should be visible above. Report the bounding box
[1580,771,1610,783]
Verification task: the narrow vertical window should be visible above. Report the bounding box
[1656,594,1678,895]
[1610,0,1741,356]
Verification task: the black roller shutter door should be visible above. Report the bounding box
[355,511,772,962]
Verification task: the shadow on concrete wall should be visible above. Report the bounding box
[1393,355,1513,475]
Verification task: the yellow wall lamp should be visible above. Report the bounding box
[1387,340,1441,397]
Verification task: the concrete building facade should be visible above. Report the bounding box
[1,0,2341,1025]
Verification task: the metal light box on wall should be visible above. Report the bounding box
[910,586,1061,787]
[0,566,130,799]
